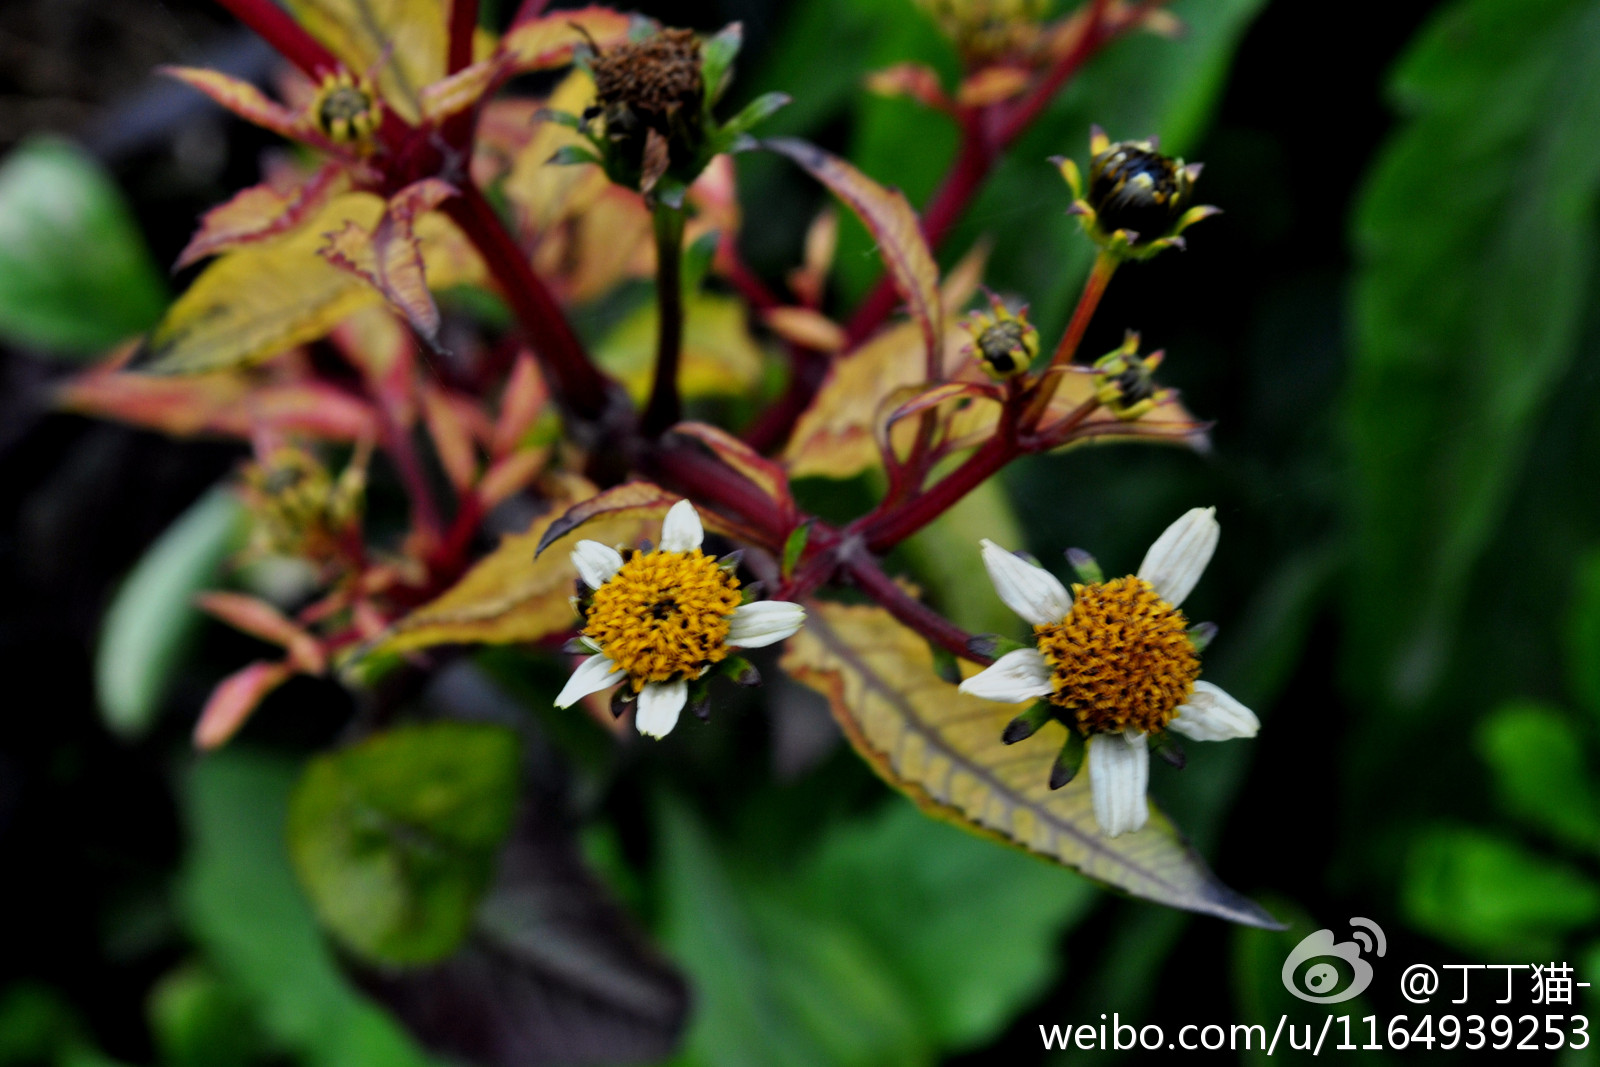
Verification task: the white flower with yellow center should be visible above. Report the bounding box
[958,507,1258,837]
[555,500,806,738]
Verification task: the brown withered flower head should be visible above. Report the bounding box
[586,28,705,194]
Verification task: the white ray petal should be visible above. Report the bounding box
[635,679,688,738]
[571,540,624,589]
[1168,681,1259,742]
[660,499,704,552]
[554,654,622,708]
[980,539,1073,627]
[1137,507,1219,608]
[1088,731,1150,837]
[727,601,805,648]
[958,648,1055,703]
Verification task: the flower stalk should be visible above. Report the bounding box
[643,203,688,437]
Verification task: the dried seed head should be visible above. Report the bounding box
[590,28,704,137]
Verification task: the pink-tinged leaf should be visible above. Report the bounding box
[667,422,796,524]
[763,307,846,352]
[534,482,685,557]
[196,593,326,672]
[767,138,942,370]
[58,358,378,442]
[163,66,331,150]
[492,350,548,458]
[780,601,1281,928]
[284,0,450,123]
[955,66,1030,108]
[501,7,634,72]
[420,56,505,123]
[477,447,548,509]
[177,162,347,269]
[194,660,294,750]
[421,385,480,491]
[330,307,419,422]
[321,179,459,342]
[864,63,952,111]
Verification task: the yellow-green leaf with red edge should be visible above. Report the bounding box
[363,480,661,657]
[784,245,985,479]
[138,192,480,375]
[285,0,447,123]
[177,162,346,268]
[767,138,942,365]
[781,601,1279,926]
[161,67,323,146]
[58,351,379,441]
[320,179,458,342]
[500,7,634,74]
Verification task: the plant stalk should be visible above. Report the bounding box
[643,204,688,437]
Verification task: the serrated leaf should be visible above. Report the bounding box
[1348,0,1600,709]
[767,138,942,365]
[0,137,167,354]
[779,601,1278,926]
[140,192,480,374]
[668,422,795,524]
[96,489,247,738]
[1403,824,1600,959]
[1476,700,1600,851]
[320,179,459,342]
[534,481,680,557]
[366,481,653,657]
[177,162,346,268]
[287,722,522,966]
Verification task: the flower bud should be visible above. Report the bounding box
[961,290,1038,380]
[1056,127,1218,260]
[1091,331,1171,421]
[310,70,382,146]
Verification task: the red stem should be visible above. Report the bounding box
[442,184,617,425]
[373,399,444,544]
[447,0,478,76]
[213,0,341,78]
[844,555,985,662]
[859,431,1019,554]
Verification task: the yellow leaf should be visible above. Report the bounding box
[367,481,662,657]
[780,601,1279,926]
[286,0,446,123]
[595,293,765,404]
[784,246,985,479]
[139,193,480,374]
[500,7,633,73]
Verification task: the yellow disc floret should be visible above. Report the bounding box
[311,70,381,144]
[583,549,742,690]
[1034,575,1199,735]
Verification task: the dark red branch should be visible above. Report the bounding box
[844,554,986,663]
[447,0,478,76]
[442,184,618,425]
[213,0,341,79]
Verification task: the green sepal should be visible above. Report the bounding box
[1048,731,1085,791]
[966,633,1028,660]
[1001,702,1053,745]
[548,144,603,167]
[1187,621,1218,654]
[721,655,762,687]
[1064,547,1103,585]
[782,520,814,580]
[1151,732,1186,769]
[700,22,743,108]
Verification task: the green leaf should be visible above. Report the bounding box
[547,144,602,167]
[657,800,1094,1067]
[147,963,263,1067]
[95,488,247,739]
[286,722,521,966]
[1347,0,1600,710]
[0,136,167,355]
[1476,700,1600,851]
[1567,547,1600,722]
[180,751,441,1067]
[1403,824,1600,959]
